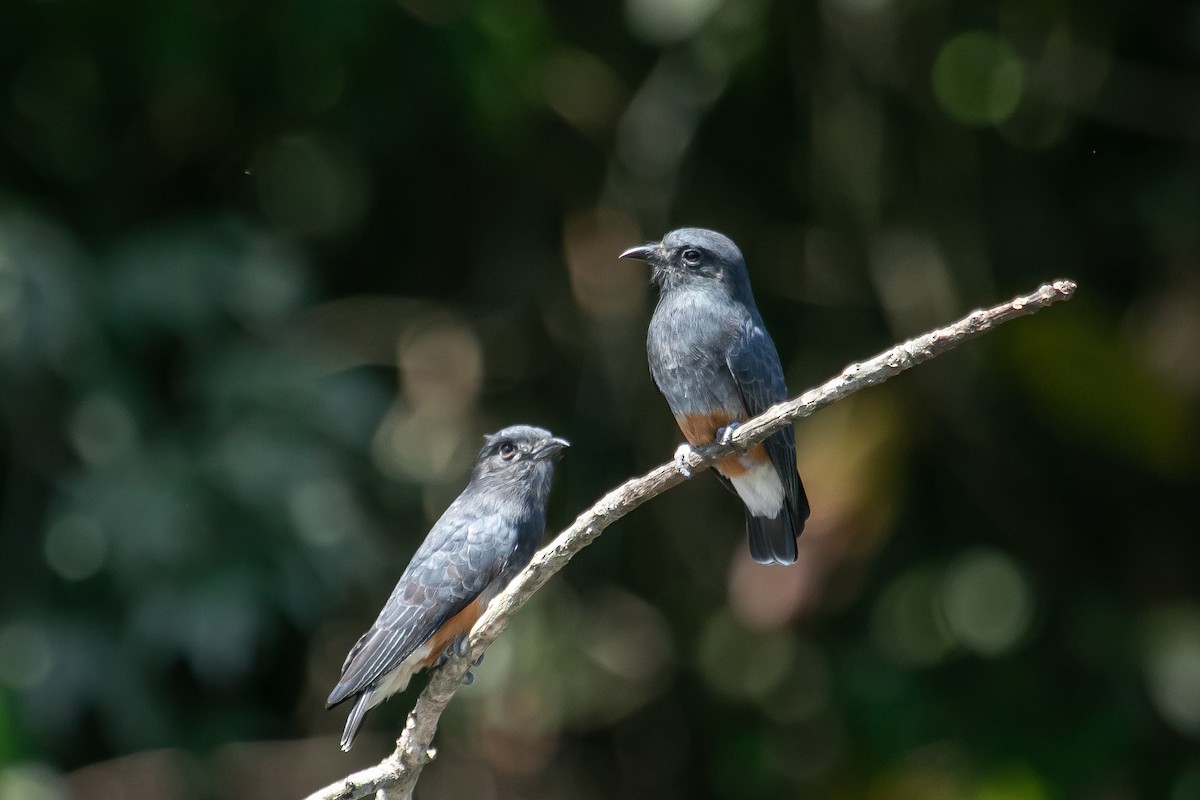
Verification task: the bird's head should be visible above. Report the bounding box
[472,425,569,489]
[620,227,750,295]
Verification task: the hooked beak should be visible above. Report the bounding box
[534,437,570,460]
[619,243,660,263]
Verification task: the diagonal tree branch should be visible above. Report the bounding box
[303,279,1078,800]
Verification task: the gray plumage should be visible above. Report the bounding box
[622,228,809,565]
[327,425,568,750]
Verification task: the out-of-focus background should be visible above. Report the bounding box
[1,0,1198,797]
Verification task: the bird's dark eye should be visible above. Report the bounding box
[681,248,702,266]
[498,442,517,460]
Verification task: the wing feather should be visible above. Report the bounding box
[725,315,810,524]
[326,510,513,708]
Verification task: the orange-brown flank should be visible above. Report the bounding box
[676,411,768,477]
[420,595,487,667]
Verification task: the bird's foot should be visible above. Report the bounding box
[452,633,471,659]
[445,634,483,678]
[432,634,471,669]
[716,422,741,447]
[673,444,695,478]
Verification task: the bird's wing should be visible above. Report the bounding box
[326,512,510,708]
[725,314,809,520]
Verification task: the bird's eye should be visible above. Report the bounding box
[681,248,701,266]
[498,442,517,460]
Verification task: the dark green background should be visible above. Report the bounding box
[2,0,1198,797]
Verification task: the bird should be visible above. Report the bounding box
[326,424,568,750]
[621,228,809,565]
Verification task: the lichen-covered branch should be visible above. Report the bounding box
[303,279,1078,800]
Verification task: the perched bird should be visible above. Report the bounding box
[621,228,809,565]
[327,425,568,750]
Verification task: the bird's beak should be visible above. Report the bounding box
[619,243,659,263]
[534,437,570,460]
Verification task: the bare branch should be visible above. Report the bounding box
[303,279,1077,800]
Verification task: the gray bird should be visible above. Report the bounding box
[621,228,809,565]
[327,425,568,750]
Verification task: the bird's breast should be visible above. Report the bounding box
[648,292,742,414]
[648,294,728,372]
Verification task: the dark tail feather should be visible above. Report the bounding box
[340,691,373,752]
[745,503,801,566]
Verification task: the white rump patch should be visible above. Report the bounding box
[729,460,785,517]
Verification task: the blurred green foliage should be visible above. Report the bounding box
[1,0,1199,798]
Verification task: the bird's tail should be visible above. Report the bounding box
[340,691,373,752]
[745,502,800,566]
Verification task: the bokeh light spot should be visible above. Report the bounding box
[253,135,368,237]
[942,548,1034,657]
[0,763,67,800]
[541,49,625,138]
[68,393,136,466]
[1143,605,1200,737]
[288,478,366,548]
[372,314,485,486]
[563,208,646,320]
[0,622,52,690]
[729,555,806,630]
[624,0,723,45]
[43,514,107,581]
[760,638,831,722]
[398,318,483,419]
[974,763,1048,800]
[581,589,673,685]
[932,31,1024,125]
[829,0,892,12]
[871,566,953,666]
[225,238,307,327]
[697,609,796,700]
[867,762,963,800]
